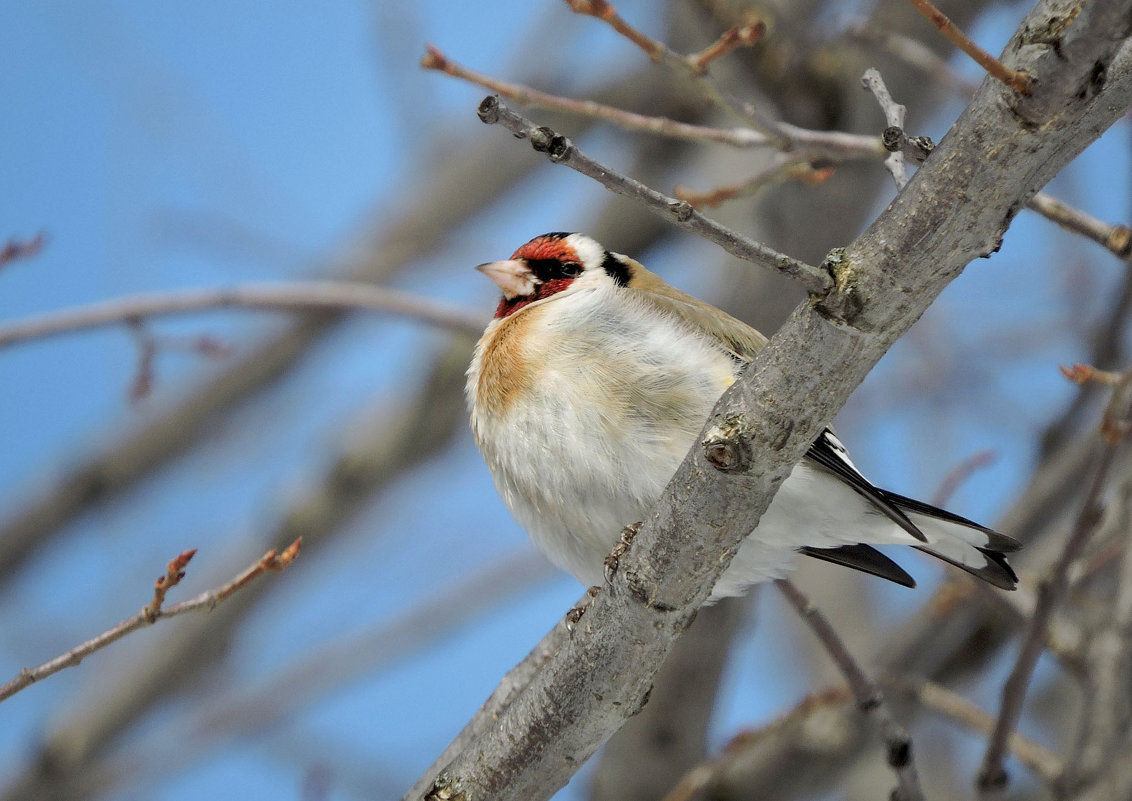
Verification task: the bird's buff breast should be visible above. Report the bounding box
[467,290,737,585]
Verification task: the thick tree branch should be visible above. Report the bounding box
[407,5,1132,800]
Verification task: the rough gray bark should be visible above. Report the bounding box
[406,2,1132,798]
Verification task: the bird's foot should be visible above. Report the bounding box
[565,586,601,633]
[604,521,643,584]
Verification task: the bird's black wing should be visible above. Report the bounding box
[880,489,1022,552]
[799,543,916,587]
[803,428,927,543]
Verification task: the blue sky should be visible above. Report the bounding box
[1,2,1128,800]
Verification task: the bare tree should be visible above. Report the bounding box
[3,2,1132,801]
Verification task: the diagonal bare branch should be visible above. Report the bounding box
[476,96,832,294]
[0,281,484,350]
[0,540,300,703]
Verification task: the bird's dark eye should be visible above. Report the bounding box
[526,257,584,282]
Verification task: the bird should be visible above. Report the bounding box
[466,232,1019,600]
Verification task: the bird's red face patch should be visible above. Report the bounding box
[493,235,584,319]
[511,236,578,263]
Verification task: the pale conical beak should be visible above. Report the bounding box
[475,259,537,300]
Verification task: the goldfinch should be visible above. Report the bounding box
[466,232,1018,599]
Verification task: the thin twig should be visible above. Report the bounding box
[0,281,485,350]
[427,43,1123,261]
[127,318,159,403]
[1027,193,1132,259]
[905,0,1034,94]
[930,449,998,507]
[563,0,663,61]
[143,548,197,623]
[476,95,831,294]
[659,686,854,801]
[421,44,767,148]
[0,539,301,703]
[1060,362,1123,388]
[674,155,835,209]
[686,20,766,75]
[423,44,885,161]
[775,579,924,801]
[862,68,910,188]
[887,675,1064,784]
[844,23,982,95]
[125,320,232,402]
[563,0,790,144]
[1065,479,1132,786]
[0,232,46,269]
[978,370,1132,791]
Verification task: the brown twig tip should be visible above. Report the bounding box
[1109,225,1132,258]
[674,161,833,209]
[672,184,736,209]
[1026,194,1132,259]
[565,0,612,20]
[564,0,664,61]
[1059,363,1120,386]
[265,537,303,572]
[905,0,1033,95]
[420,43,447,71]
[145,547,198,622]
[688,19,767,74]
[1,539,307,704]
[167,547,198,576]
[0,232,46,269]
[193,335,233,358]
[789,162,836,185]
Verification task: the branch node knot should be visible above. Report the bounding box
[881,126,904,152]
[529,126,572,161]
[1109,225,1132,258]
[816,247,865,325]
[604,522,642,584]
[701,417,753,472]
[425,772,467,801]
[887,735,912,767]
[977,766,1009,792]
[668,200,694,221]
[476,94,501,124]
[857,691,882,712]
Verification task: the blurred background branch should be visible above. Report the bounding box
[2,2,1130,800]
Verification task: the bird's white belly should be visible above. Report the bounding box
[481,390,883,599]
[479,387,698,588]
